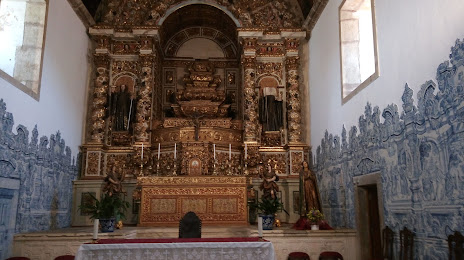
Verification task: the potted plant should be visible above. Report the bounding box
[307,208,324,230]
[79,192,130,232]
[254,197,283,230]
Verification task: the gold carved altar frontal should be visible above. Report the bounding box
[138,176,248,226]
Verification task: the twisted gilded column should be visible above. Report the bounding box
[242,56,258,142]
[90,54,110,143]
[135,54,155,142]
[286,56,302,143]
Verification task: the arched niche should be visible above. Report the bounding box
[158,4,238,56]
[165,27,237,58]
[177,38,224,59]
[258,76,284,132]
[258,76,280,98]
[158,3,240,119]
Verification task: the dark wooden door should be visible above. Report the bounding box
[366,185,382,259]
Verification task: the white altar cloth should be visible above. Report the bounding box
[75,240,276,260]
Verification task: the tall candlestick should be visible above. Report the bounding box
[141,143,144,161]
[213,144,216,160]
[245,143,247,159]
[93,219,99,240]
[158,143,160,160]
[229,144,231,160]
[174,143,177,159]
[258,216,263,238]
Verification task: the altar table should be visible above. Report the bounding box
[75,237,276,260]
[137,176,248,226]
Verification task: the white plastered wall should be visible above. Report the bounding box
[309,0,464,149]
[0,0,89,158]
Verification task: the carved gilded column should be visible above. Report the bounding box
[242,56,258,142]
[135,54,155,142]
[286,56,302,143]
[90,54,110,143]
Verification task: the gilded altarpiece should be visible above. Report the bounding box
[77,1,311,226]
[138,176,248,226]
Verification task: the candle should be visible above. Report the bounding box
[213,144,216,160]
[141,143,144,161]
[245,143,247,159]
[174,143,177,159]
[93,219,99,240]
[229,144,231,160]
[158,143,160,160]
[258,216,263,238]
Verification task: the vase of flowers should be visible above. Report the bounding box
[79,192,130,232]
[253,198,283,230]
[307,208,324,230]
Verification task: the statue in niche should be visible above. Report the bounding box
[258,86,283,131]
[110,85,135,131]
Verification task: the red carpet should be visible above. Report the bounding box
[91,237,267,244]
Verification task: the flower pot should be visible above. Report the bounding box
[310,224,319,230]
[100,218,116,232]
[260,214,275,230]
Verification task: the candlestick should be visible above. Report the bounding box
[141,143,144,161]
[245,143,247,159]
[213,144,216,160]
[93,219,99,240]
[229,143,231,160]
[172,162,177,176]
[158,143,160,160]
[174,143,177,159]
[258,216,263,238]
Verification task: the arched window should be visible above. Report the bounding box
[0,0,48,100]
[339,0,379,103]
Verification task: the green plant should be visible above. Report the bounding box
[79,192,130,220]
[254,197,283,215]
[307,208,324,223]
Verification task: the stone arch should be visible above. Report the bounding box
[165,27,237,58]
[112,73,137,93]
[257,76,280,97]
[157,3,239,61]
[158,1,241,28]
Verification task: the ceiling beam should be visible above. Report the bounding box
[67,0,95,29]
[303,0,329,37]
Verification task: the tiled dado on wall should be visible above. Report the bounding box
[0,99,78,259]
[315,38,464,258]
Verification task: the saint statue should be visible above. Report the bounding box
[299,161,322,215]
[110,85,135,131]
[259,87,283,131]
[259,161,280,200]
[103,164,126,196]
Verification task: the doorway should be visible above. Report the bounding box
[354,172,384,259]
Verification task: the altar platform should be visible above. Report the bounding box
[11,225,358,260]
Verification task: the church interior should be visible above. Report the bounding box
[1,0,463,259]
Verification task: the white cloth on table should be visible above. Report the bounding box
[75,241,276,260]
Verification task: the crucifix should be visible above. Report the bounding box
[192,112,205,141]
